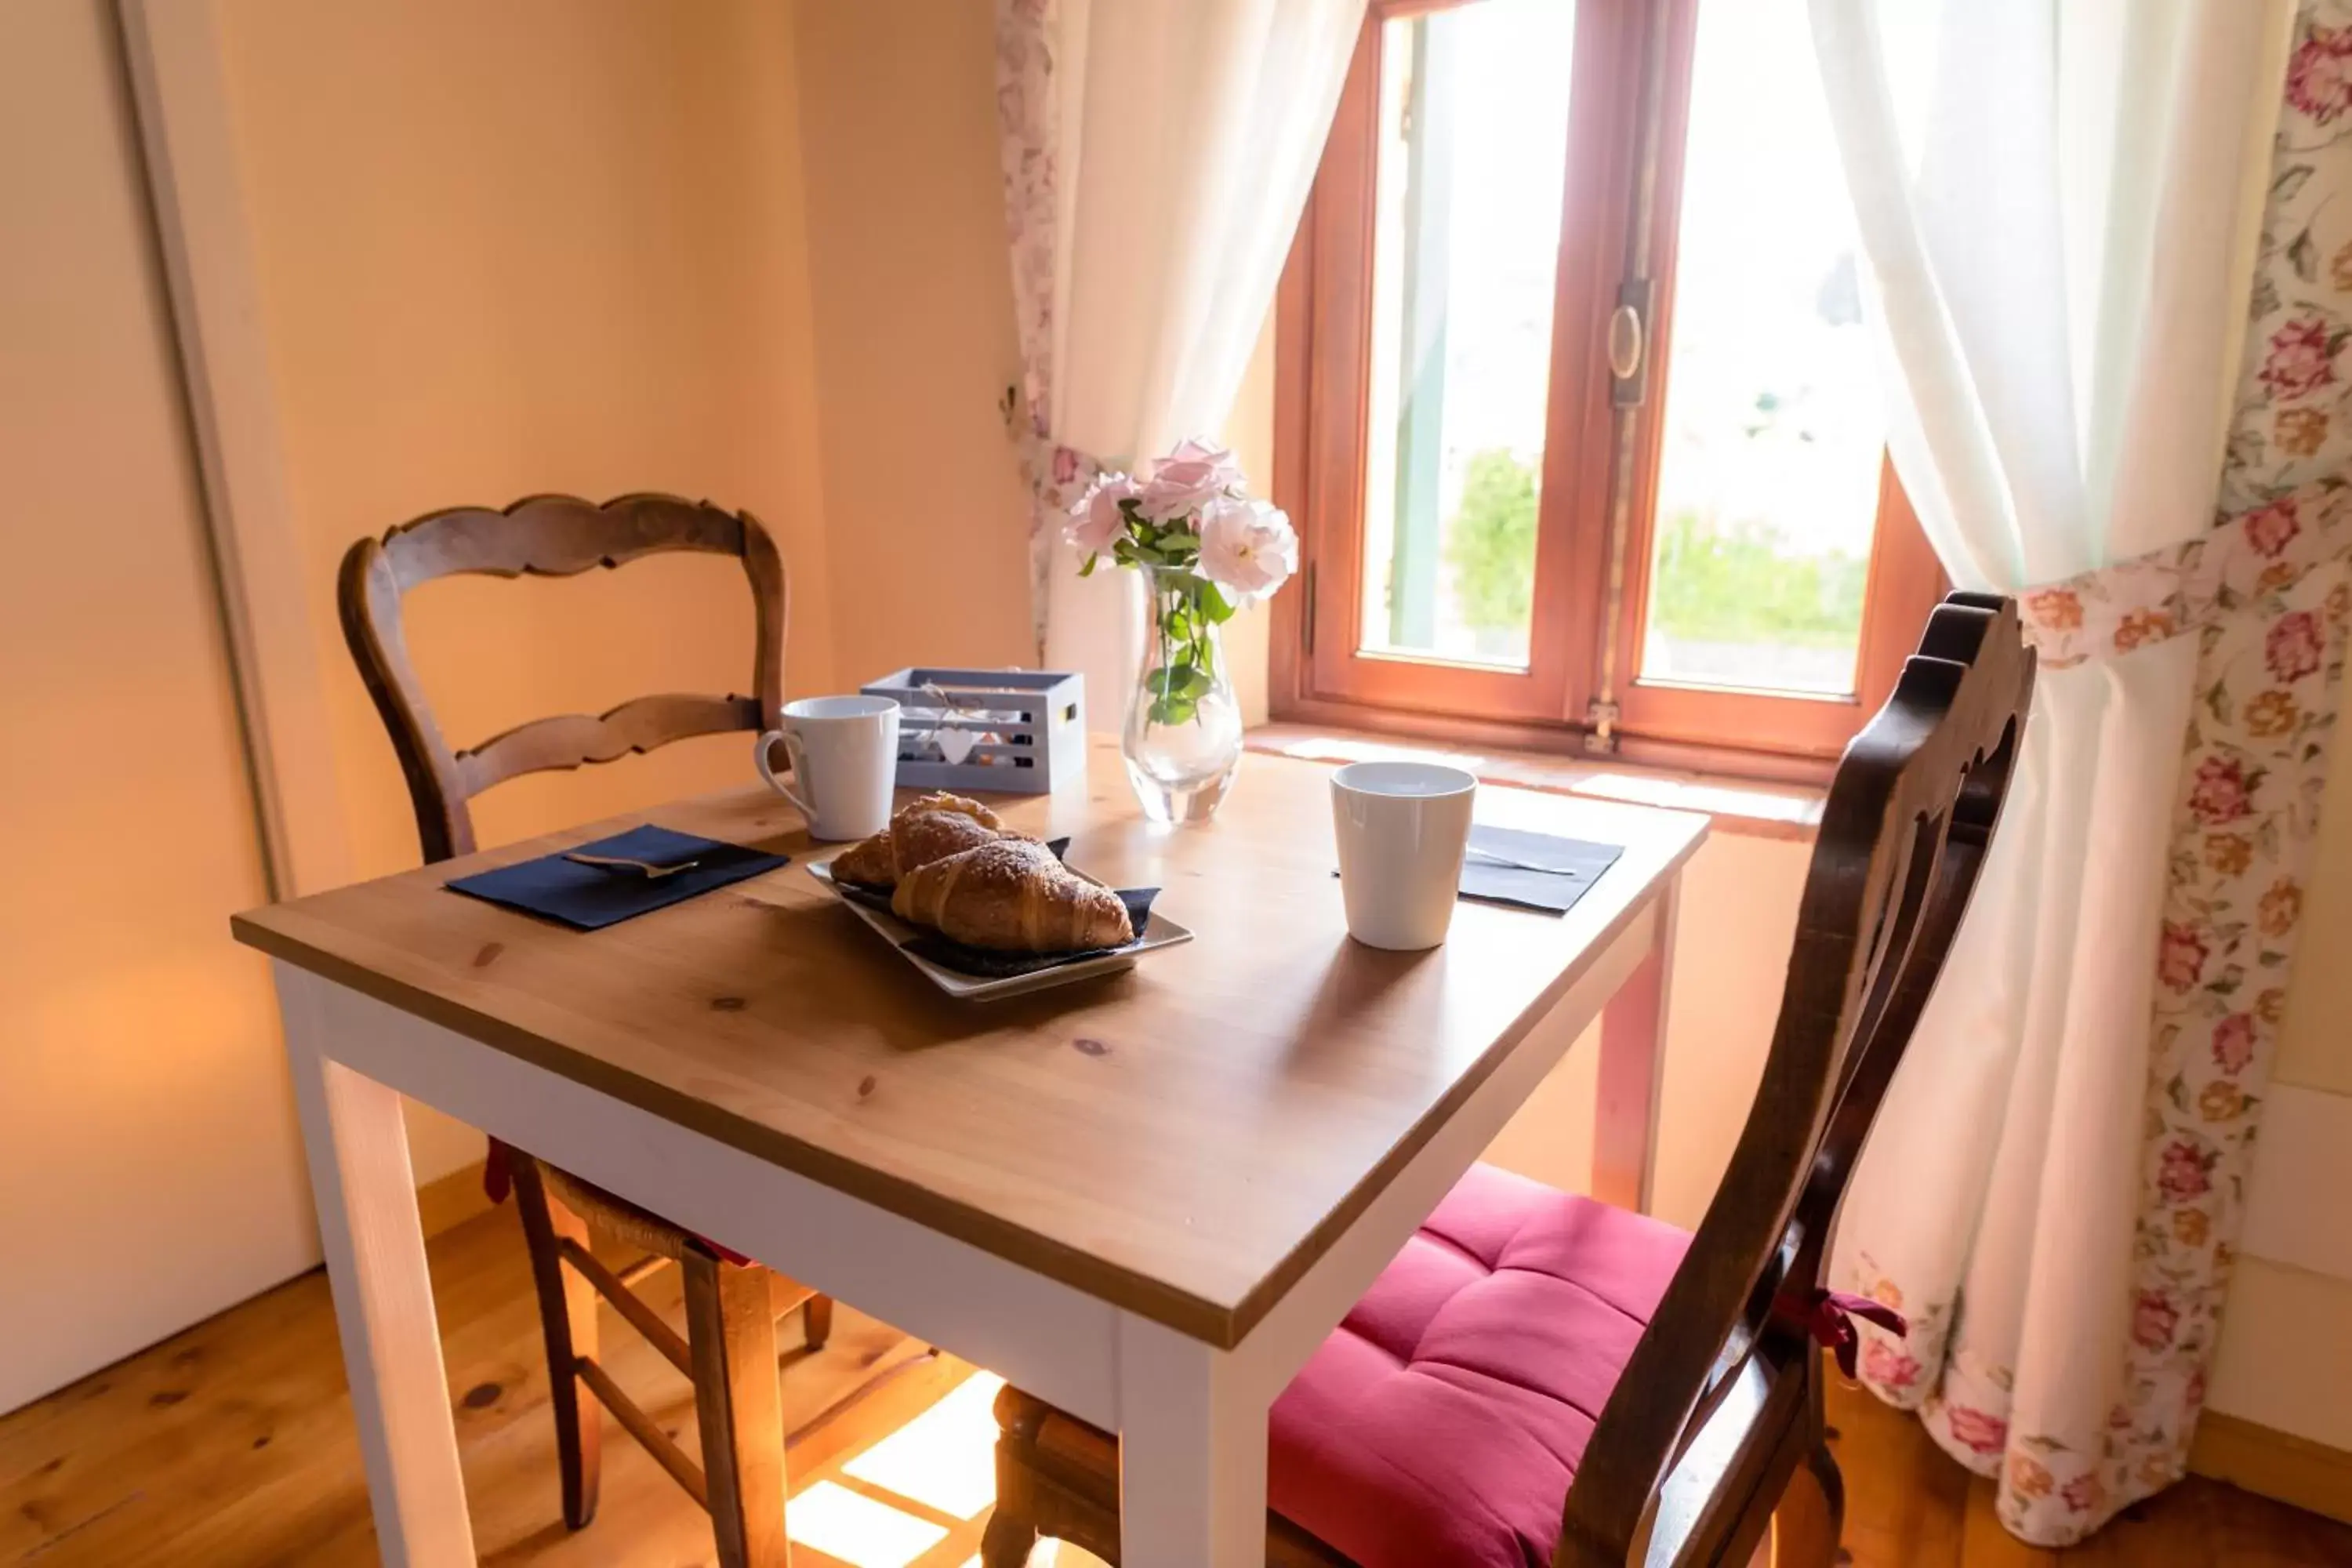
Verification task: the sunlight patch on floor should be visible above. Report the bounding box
[842,1370,1006,1520]
[792,1365,1111,1568]
[785,1478,949,1568]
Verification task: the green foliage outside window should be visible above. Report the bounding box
[1648,511,1865,648]
[1443,448,1539,631]
[1443,446,1866,648]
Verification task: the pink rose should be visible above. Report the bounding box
[2061,1471,2107,1514]
[1065,471,1139,557]
[2187,756,2252,826]
[1197,496,1298,600]
[1861,1338,1921,1391]
[1138,437,1243,523]
[2132,1290,2180,1351]
[2158,1139,2213,1204]
[2259,314,2341,402]
[2157,921,2208,993]
[1944,1405,2008,1456]
[2288,25,2352,125]
[2212,1012,2256,1074]
[2266,610,2326,682]
[2244,499,2302,558]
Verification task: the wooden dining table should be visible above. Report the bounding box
[232,737,1707,1566]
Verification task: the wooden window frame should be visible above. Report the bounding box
[1268,0,1945,785]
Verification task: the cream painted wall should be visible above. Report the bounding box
[213,0,837,1179]
[792,0,1036,689]
[0,0,310,1411]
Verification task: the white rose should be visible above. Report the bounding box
[1065,471,1140,557]
[1137,437,1243,523]
[1197,496,1298,600]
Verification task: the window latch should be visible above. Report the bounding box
[1608,281,1653,408]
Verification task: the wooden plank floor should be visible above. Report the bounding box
[3,1203,2347,1566]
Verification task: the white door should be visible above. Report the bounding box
[0,0,314,1414]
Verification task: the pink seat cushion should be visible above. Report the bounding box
[1268,1163,1692,1568]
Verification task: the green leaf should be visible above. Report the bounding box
[2290,227,2320,283]
[1174,664,1210,699]
[1158,531,1200,554]
[1078,553,1098,578]
[1199,581,1236,622]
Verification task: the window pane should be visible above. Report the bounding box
[1639,0,1884,697]
[1357,0,1575,670]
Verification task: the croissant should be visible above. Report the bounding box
[831,793,1007,888]
[891,838,1134,953]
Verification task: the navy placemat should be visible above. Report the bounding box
[446,824,789,931]
[1459,825,1621,914]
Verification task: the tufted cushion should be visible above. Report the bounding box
[1268,1162,1692,1568]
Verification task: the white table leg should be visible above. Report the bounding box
[1116,1313,1267,1568]
[1595,873,1679,1214]
[280,964,475,1566]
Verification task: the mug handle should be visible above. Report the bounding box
[754,729,818,822]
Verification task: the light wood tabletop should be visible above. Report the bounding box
[234,739,1706,1350]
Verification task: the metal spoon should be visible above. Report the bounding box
[1464,846,1582,877]
[564,851,703,879]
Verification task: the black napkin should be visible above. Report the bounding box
[446,825,789,931]
[1458,825,1622,915]
[828,837,1158,978]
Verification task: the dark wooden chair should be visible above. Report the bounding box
[339,492,818,1568]
[982,591,2036,1568]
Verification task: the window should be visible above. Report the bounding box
[1270,0,1944,778]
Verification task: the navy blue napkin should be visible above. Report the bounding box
[446,825,789,931]
[1458,825,1621,915]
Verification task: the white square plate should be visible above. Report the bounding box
[800,855,1193,1001]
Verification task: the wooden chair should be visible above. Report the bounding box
[339,492,819,1568]
[982,591,2036,1568]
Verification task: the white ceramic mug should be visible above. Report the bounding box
[1330,760,1478,950]
[755,695,901,840]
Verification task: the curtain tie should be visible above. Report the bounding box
[1004,391,1110,514]
[2017,477,2352,668]
[1771,1286,1907,1378]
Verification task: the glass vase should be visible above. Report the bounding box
[1122,565,1243,824]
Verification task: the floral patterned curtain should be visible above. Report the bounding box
[1819,0,2352,1543]
[993,0,1364,688]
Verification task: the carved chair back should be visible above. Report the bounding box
[337,492,787,864]
[1556,591,2037,1566]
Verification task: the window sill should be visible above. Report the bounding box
[1246,721,1824,841]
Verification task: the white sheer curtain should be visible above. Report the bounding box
[997,0,1367,717]
[1809,0,2291,1544]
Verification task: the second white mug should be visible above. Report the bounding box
[1330,760,1478,950]
[756,695,901,840]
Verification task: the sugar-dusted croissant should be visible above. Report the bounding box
[891,838,1134,953]
[831,793,1007,888]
